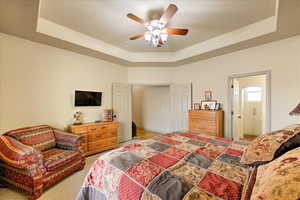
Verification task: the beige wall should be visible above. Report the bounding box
[1,33,300,137]
[132,85,170,133]
[0,34,127,134]
[128,67,174,85]
[172,35,300,138]
[128,35,300,138]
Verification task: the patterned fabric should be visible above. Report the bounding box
[42,148,81,171]
[5,125,56,151]
[250,147,300,200]
[0,136,45,175]
[43,159,85,189]
[54,129,84,152]
[77,132,251,200]
[241,168,257,200]
[241,124,300,166]
[0,125,85,199]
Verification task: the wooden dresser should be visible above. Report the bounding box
[69,122,119,156]
[189,110,224,137]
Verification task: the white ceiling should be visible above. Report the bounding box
[2,0,300,66]
[40,0,276,52]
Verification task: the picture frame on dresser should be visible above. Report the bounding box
[194,103,201,110]
[200,100,217,110]
[215,103,221,110]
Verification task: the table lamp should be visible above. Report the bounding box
[289,103,300,116]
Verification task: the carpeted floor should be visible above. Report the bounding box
[0,141,137,200]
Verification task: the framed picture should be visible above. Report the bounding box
[204,90,212,101]
[215,103,221,110]
[194,103,200,110]
[200,100,217,110]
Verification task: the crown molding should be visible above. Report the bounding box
[37,16,277,64]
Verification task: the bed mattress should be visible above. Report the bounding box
[76,132,251,200]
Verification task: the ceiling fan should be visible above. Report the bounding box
[127,4,188,48]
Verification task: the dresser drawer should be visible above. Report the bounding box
[71,126,88,134]
[189,111,216,121]
[189,121,217,131]
[102,128,118,138]
[88,137,118,152]
[87,123,118,132]
[97,123,118,132]
[88,129,117,142]
[87,126,99,132]
[189,119,217,127]
[88,132,102,142]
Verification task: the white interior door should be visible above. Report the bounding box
[232,79,243,140]
[170,83,192,132]
[113,83,132,142]
[243,87,263,136]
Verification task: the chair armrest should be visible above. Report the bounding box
[0,136,46,176]
[53,129,84,152]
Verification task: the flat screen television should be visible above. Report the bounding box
[75,90,102,107]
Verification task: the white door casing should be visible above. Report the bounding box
[112,83,132,142]
[228,70,271,140]
[232,79,243,140]
[170,83,192,132]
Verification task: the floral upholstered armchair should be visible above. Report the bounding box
[0,125,85,200]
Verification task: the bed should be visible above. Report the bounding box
[76,125,300,200]
[76,132,251,200]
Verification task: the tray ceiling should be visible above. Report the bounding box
[40,0,276,52]
[1,0,300,66]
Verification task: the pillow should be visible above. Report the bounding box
[240,124,300,166]
[250,147,300,200]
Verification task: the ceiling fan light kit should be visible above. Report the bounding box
[127,4,188,48]
[144,20,168,47]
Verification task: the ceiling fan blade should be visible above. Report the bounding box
[160,4,178,25]
[130,34,144,40]
[166,28,188,35]
[127,13,147,25]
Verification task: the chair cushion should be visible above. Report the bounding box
[41,148,81,171]
[5,125,56,151]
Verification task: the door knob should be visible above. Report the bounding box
[238,115,242,119]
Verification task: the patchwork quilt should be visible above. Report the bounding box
[76,132,250,200]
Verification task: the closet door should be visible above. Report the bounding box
[170,83,192,132]
[112,83,132,142]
